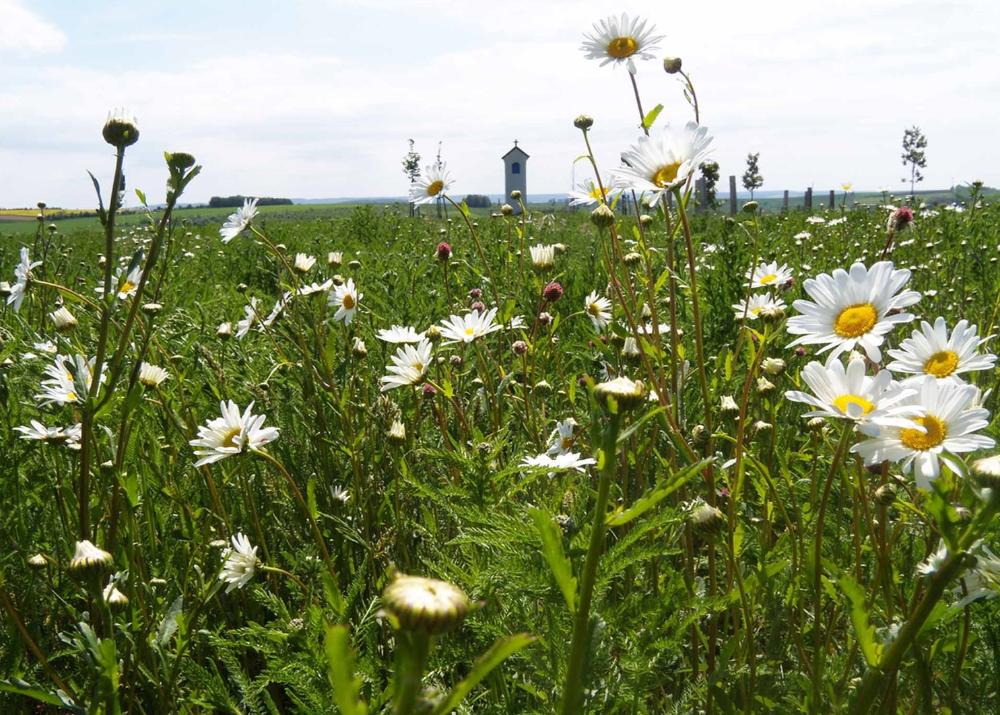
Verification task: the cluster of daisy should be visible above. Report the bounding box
[784,260,996,487]
[733,261,791,321]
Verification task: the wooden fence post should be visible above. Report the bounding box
[828,189,835,208]
[782,190,789,212]
[695,178,706,212]
[804,187,813,211]
[729,175,737,216]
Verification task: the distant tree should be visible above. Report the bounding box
[699,161,720,208]
[742,153,763,200]
[901,126,927,198]
[208,196,292,208]
[463,194,491,208]
[402,139,421,217]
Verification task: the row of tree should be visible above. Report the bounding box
[208,196,292,208]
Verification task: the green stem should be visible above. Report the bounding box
[560,411,622,714]
[393,631,431,715]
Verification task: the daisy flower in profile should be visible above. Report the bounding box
[263,291,292,328]
[521,451,596,473]
[612,123,713,204]
[220,198,258,243]
[580,13,664,74]
[786,261,921,363]
[329,278,361,325]
[380,338,432,392]
[784,356,921,435]
[409,163,452,205]
[584,291,612,331]
[138,362,169,388]
[547,418,578,457]
[14,420,82,449]
[853,377,995,489]
[236,298,259,338]
[954,543,1000,608]
[377,325,425,344]
[293,253,316,273]
[886,317,996,382]
[298,279,333,296]
[36,354,102,405]
[746,261,793,289]
[219,532,259,593]
[569,179,618,207]
[190,400,279,467]
[732,294,786,321]
[439,307,503,344]
[8,247,42,312]
[529,244,556,271]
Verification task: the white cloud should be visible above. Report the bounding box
[0,0,66,54]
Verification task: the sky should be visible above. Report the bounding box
[1,0,998,208]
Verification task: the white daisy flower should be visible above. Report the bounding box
[954,544,1000,608]
[298,279,333,296]
[8,247,42,312]
[806,216,826,225]
[529,244,556,271]
[380,338,433,392]
[852,377,995,489]
[263,291,292,328]
[35,354,103,406]
[328,251,343,267]
[138,362,169,387]
[14,420,82,449]
[22,340,57,361]
[96,263,142,300]
[236,298,259,339]
[568,180,619,207]
[784,356,921,436]
[886,317,996,382]
[521,451,596,473]
[293,253,316,273]
[916,543,949,576]
[219,532,259,593]
[786,261,921,363]
[612,123,713,204]
[409,163,452,205]
[584,291,612,331]
[732,294,787,321]
[190,400,280,467]
[580,13,664,74]
[49,306,78,332]
[746,261,793,289]
[220,198,258,243]
[547,418,578,457]
[438,307,503,344]
[329,278,361,325]
[376,325,426,344]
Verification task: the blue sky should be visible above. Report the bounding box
[1,0,998,207]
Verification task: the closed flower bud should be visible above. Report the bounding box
[690,424,707,446]
[573,114,594,130]
[591,203,616,228]
[807,417,826,431]
[103,582,129,611]
[68,540,113,577]
[217,322,233,339]
[756,376,775,394]
[352,337,367,357]
[348,260,361,270]
[533,380,552,394]
[594,377,646,412]
[500,203,514,216]
[165,151,196,172]
[510,190,522,201]
[639,214,654,227]
[102,109,139,148]
[753,420,773,434]
[435,242,452,261]
[381,574,470,634]
[425,325,442,342]
[874,484,896,506]
[688,501,725,538]
[623,251,642,265]
[388,419,406,443]
[543,281,564,303]
[142,302,163,315]
[761,357,785,375]
[720,395,739,413]
[663,56,683,74]
[742,201,758,214]
[28,553,48,570]
[512,340,529,356]
[470,300,486,313]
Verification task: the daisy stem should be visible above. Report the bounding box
[260,564,309,595]
[628,72,649,136]
[31,279,102,312]
[444,196,500,308]
[560,411,622,715]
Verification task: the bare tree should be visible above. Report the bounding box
[402,139,421,217]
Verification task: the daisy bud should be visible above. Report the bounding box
[27,554,48,570]
[874,484,896,506]
[422,383,437,398]
[533,380,552,394]
[49,306,78,333]
[690,424,707,446]
[348,260,361,270]
[591,203,616,229]
[103,582,129,611]
[36,213,43,222]
[663,56,683,74]
[165,151,196,173]
[688,501,725,538]
[388,419,406,443]
[807,417,826,431]
[594,376,646,412]
[972,455,1000,491]
[753,420,773,434]
[756,376,775,394]
[48,223,57,233]
[470,300,486,313]
[537,311,553,326]
[328,251,343,267]
[217,322,233,340]
[436,242,452,261]
[543,282,563,303]
[720,395,739,414]
[510,190,522,201]
[761,357,786,375]
[236,283,248,293]
[794,347,807,358]
[425,325,442,342]
[500,203,514,216]
[102,109,139,148]
[573,114,594,130]
[352,337,367,358]
[512,340,529,356]
[381,574,470,635]
[622,336,641,363]
[0,282,11,297]
[623,251,642,266]
[331,274,345,286]
[142,302,163,315]
[68,540,113,578]
[742,201,758,214]
[37,201,46,210]
[639,214,654,227]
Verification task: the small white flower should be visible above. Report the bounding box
[329,278,361,325]
[917,543,949,577]
[293,253,316,273]
[14,420,82,449]
[236,298,259,338]
[380,339,432,392]
[409,163,453,205]
[438,308,503,344]
[547,418,578,457]
[138,362,169,387]
[8,247,42,312]
[746,261,793,289]
[219,532,259,593]
[732,294,786,321]
[298,279,333,296]
[584,291,612,331]
[569,179,619,207]
[190,400,279,467]
[521,451,596,473]
[529,244,556,270]
[376,325,426,344]
[220,198,258,243]
[887,317,996,381]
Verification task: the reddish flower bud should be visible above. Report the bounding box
[436,242,452,261]
[543,281,564,303]
[470,300,486,313]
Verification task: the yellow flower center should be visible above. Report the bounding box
[834,303,878,338]
[588,185,604,200]
[750,307,763,316]
[413,362,424,373]
[924,350,959,377]
[759,273,778,285]
[464,327,475,336]
[833,393,874,416]
[427,180,444,197]
[588,302,603,316]
[561,436,575,451]
[606,35,638,58]
[900,415,947,451]
[342,293,355,310]
[120,281,135,294]
[221,427,242,449]
[651,162,681,188]
[66,391,77,402]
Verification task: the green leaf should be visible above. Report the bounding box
[322,570,347,619]
[642,103,664,130]
[0,680,83,713]
[135,188,147,206]
[325,625,368,715]
[430,633,536,715]
[530,508,576,613]
[606,458,709,527]
[839,574,883,667]
[157,595,183,647]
